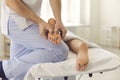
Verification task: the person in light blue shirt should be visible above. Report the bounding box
[1,0,69,79]
[0,0,89,80]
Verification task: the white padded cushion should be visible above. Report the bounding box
[24,48,120,80]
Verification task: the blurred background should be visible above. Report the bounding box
[1,0,119,59]
[0,0,120,80]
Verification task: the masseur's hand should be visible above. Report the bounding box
[54,20,67,39]
[38,20,54,39]
[48,18,62,44]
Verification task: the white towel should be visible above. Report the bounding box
[24,31,120,80]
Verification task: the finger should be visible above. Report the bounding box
[51,34,55,44]
[54,35,60,44]
[49,35,54,42]
[48,33,54,43]
[48,37,50,40]
[54,38,57,44]
[39,28,43,35]
[56,33,61,44]
[48,28,54,34]
[55,36,58,44]
[54,39,57,44]
[54,34,58,44]
[48,36,52,41]
[52,37,55,44]
[47,24,54,34]
[61,29,67,39]
[54,28,59,34]
[50,38,53,42]
[40,31,47,39]
[48,33,51,40]
[51,35,55,44]
[57,38,61,44]
[57,34,62,44]
[52,34,57,44]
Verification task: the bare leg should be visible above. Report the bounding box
[66,39,89,71]
[47,18,89,71]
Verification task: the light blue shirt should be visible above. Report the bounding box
[3,17,69,80]
[1,0,70,79]
[1,0,69,80]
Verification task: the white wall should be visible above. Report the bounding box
[99,0,120,47]
[99,0,120,27]
[90,0,120,47]
[90,0,100,43]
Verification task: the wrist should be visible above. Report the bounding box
[55,18,62,23]
[56,20,64,26]
[35,17,44,26]
[37,19,45,27]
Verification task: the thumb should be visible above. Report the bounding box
[48,28,54,34]
[54,28,60,35]
[40,29,48,39]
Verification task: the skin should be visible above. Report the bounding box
[66,39,89,71]
[48,18,61,44]
[5,0,67,39]
[48,19,89,71]
[5,0,88,71]
[49,0,67,39]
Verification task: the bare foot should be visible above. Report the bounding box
[76,52,89,71]
[48,18,62,44]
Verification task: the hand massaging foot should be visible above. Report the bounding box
[48,18,62,44]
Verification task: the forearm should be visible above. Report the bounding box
[66,39,88,55]
[5,0,43,24]
[49,0,62,22]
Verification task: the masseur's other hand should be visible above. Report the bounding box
[38,20,54,39]
[54,20,67,39]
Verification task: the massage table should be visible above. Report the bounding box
[24,31,120,80]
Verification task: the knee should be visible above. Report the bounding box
[53,49,69,62]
